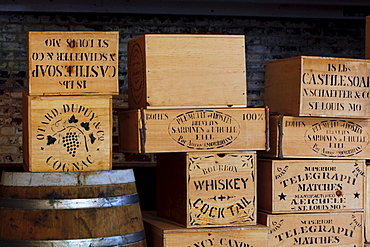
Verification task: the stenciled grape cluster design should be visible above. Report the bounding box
[45,114,99,157]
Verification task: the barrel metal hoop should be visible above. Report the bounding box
[0,193,139,210]
[0,230,145,247]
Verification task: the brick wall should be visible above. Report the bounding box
[0,12,366,165]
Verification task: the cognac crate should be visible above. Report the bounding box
[156,152,256,228]
[23,92,112,172]
[143,211,268,247]
[265,56,370,118]
[28,31,119,95]
[118,107,268,153]
[257,159,365,213]
[258,211,364,247]
[127,34,247,109]
[260,114,370,159]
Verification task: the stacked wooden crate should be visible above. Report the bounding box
[259,56,367,246]
[0,31,147,247]
[24,31,119,172]
[119,34,270,246]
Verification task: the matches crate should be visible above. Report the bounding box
[23,92,112,172]
[156,152,256,228]
[258,211,364,247]
[265,56,370,118]
[257,159,365,214]
[365,162,370,243]
[118,107,268,153]
[260,114,370,159]
[127,34,247,109]
[28,31,119,95]
[143,211,268,247]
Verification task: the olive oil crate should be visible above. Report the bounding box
[23,92,112,172]
[258,211,364,247]
[127,34,247,109]
[28,31,119,96]
[257,159,365,214]
[118,107,268,153]
[265,56,370,118]
[156,152,256,228]
[143,211,268,247]
[260,114,370,159]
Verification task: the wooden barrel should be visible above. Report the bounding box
[0,169,146,247]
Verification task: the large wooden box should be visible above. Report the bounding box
[119,107,268,153]
[156,152,256,228]
[265,56,370,118]
[28,31,119,95]
[366,162,370,243]
[127,34,247,109]
[257,159,365,213]
[261,114,370,159]
[23,92,112,172]
[143,211,268,247]
[258,211,364,247]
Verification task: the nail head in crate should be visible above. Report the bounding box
[127,34,247,109]
[260,114,370,159]
[156,152,256,228]
[28,31,119,95]
[143,211,268,247]
[23,92,112,172]
[258,211,364,247]
[118,107,268,153]
[257,159,365,214]
[265,56,370,118]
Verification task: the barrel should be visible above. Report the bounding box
[0,169,146,247]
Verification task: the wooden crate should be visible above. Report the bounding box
[265,56,370,118]
[118,107,268,153]
[23,92,112,172]
[260,114,370,159]
[366,162,370,243]
[28,31,119,95]
[367,16,370,59]
[143,211,268,247]
[156,152,256,228]
[258,211,364,246]
[257,159,365,213]
[127,34,247,109]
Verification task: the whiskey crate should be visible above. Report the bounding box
[127,34,247,109]
[143,211,268,247]
[257,159,365,213]
[265,56,370,118]
[28,31,119,95]
[260,114,370,159]
[156,152,256,228]
[258,211,364,247]
[23,92,112,172]
[118,107,268,153]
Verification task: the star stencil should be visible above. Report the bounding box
[278,192,286,200]
[354,192,360,198]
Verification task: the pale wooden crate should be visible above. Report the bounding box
[143,211,268,247]
[258,159,365,214]
[258,211,364,247]
[366,162,370,243]
[127,34,247,109]
[23,92,112,172]
[265,56,370,118]
[260,114,370,159]
[118,107,268,153]
[28,31,119,95]
[156,152,256,228]
[367,16,370,59]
